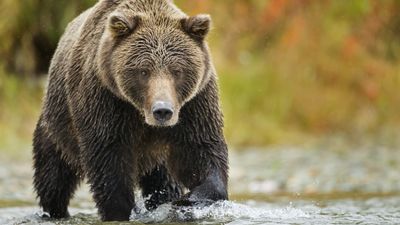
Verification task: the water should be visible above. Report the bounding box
[1,197,400,224]
[1,147,400,224]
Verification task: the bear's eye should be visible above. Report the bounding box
[140,70,149,77]
[171,68,183,78]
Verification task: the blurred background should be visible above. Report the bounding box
[0,0,400,205]
[1,0,400,151]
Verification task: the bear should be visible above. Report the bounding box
[32,0,228,222]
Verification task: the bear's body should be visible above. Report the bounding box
[33,0,228,221]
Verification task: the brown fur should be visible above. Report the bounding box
[33,0,228,221]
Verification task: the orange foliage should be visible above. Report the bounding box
[261,0,288,27]
[280,14,305,48]
[341,36,362,60]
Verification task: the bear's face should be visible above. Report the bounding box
[98,10,211,127]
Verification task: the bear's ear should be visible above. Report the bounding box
[108,12,140,36]
[181,14,211,41]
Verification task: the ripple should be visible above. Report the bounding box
[1,197,399,224]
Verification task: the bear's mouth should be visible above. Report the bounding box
[144,113,179,127]
[144,103,180,127]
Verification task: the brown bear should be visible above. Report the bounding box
[32,0,228,222]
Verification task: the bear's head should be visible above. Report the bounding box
[97,1,213,127]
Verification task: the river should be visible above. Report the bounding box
[1,146,399,224]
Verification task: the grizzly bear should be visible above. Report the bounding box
[32,0,228,222]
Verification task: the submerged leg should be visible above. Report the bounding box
[140,165,182,210]
[82,142,136,221]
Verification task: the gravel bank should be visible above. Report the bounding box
[230,146,400,194]
[0,145,399,204]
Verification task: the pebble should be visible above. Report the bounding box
[0,144,399,203]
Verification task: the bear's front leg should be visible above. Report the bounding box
[174,168,228,207]
[169,79,229,206]
[81,141,135,221]
[69,85,138,221]
[171,140,229,206]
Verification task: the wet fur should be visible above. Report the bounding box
[33,0,228,221]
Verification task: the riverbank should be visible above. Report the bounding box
[1,144,399,205]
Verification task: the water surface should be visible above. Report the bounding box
[1,196,400,224]
[1,147,399,224]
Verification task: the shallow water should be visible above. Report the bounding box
[1,147,400,224]
[1,196,400,224]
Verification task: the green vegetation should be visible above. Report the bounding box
[0,0,94,74]
[0,66,42,154]
[0,0,399,150]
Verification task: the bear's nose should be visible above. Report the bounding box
[152,101,173,122]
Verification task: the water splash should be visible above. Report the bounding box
[1,197,399,224]
[131,200,309,223]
